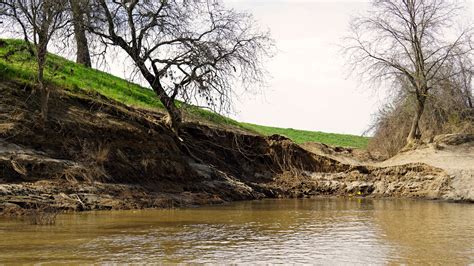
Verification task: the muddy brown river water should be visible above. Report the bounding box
[0,198,473,264]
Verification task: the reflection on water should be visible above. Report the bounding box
[0,198,473,264]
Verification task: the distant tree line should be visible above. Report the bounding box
[345,0,473,155]
[0,0,273,132]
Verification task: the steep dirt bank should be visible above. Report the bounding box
[301,135,473,202]
[0,80,471,215]
[377,135,474,202]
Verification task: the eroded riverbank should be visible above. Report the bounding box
[1,80,473,216]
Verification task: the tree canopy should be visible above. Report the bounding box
[88,0,274,131]
[346,0,473,144]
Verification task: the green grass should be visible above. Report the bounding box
[241,123,370,148]
[0,39,164,109]
[0,38,369,148]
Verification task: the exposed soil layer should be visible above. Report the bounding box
[0,80,472,215]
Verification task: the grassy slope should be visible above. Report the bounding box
[241,123,369,148]
[0,39,369,148]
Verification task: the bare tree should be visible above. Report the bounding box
[368,62,474,157]
[456,54,473,108]
[88,0,273,133]
[345,0,473,145]
[69,0,91,67]
[0,0,69,124]
[0,0,35,55]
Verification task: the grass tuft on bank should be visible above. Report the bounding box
[0,38,369,148]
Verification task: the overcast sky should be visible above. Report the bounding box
[224,0,375,135]
[222,0,473,135]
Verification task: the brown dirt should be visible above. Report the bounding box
[376,134,474,202]
[0,80,471,215]
[300,142,385,165]
[301,134,474,202]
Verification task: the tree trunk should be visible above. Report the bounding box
[154,85,183,132]
[406,95,426,144]
[70,0,91,67]
[37,43,49,125]
[39,81,50,124]
[466,90,473,108]
[137,65,182,132]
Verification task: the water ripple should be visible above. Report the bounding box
[0,198,473,264]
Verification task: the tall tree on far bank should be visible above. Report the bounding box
[0,0,68,124]
[69,0,91,67]
[345,0,473,145]
[457,54,473,109]
[89,0,273,133]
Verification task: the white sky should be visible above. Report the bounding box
[223,0,473,135]
[225,0,375,135]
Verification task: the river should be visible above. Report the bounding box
[0,198,473,264]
